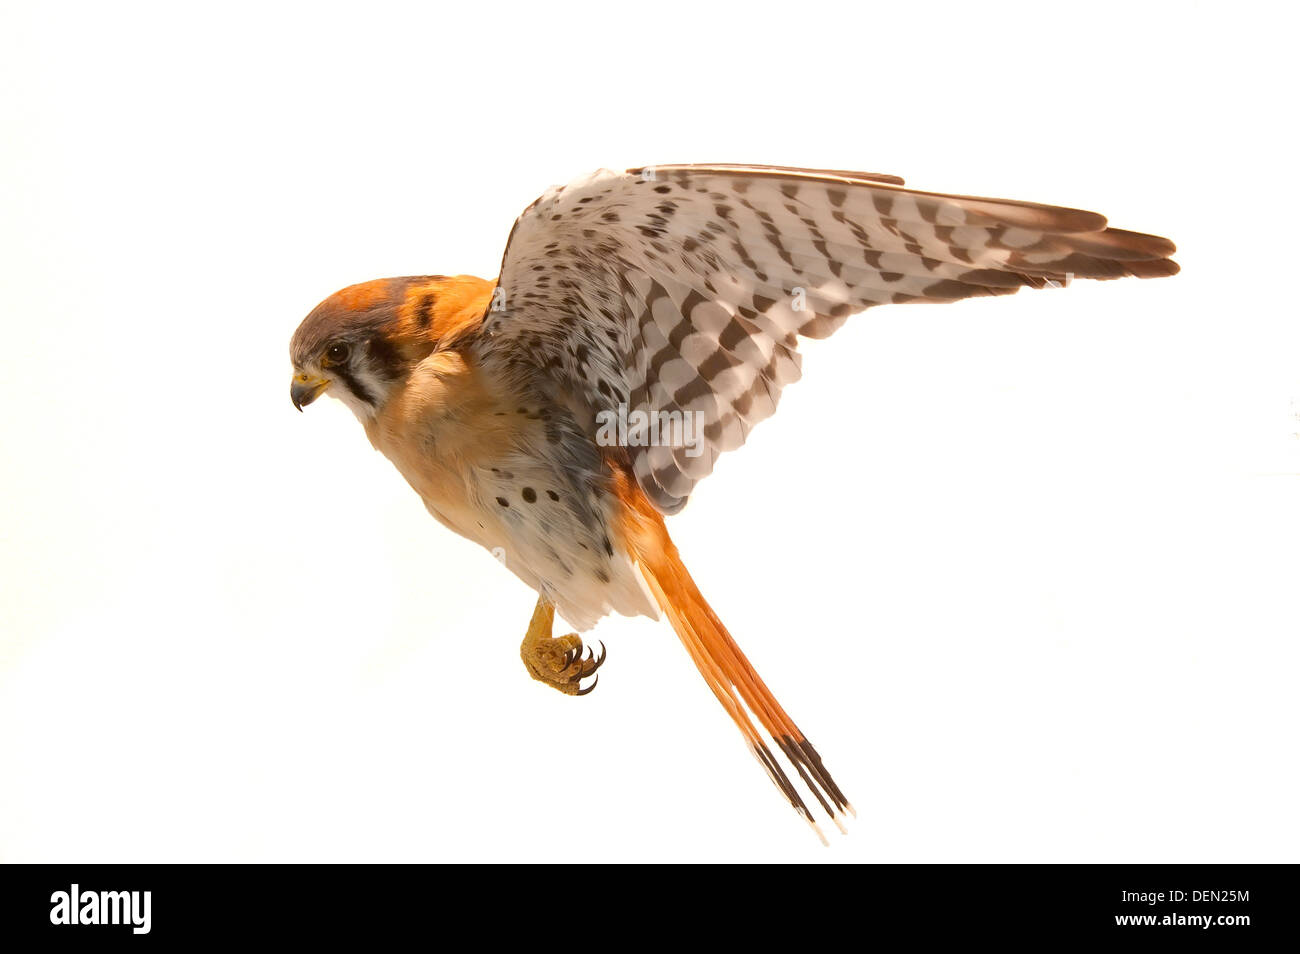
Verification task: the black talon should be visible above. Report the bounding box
[575,673,599,696]
[591,641,607,671]
[560,647,577,672]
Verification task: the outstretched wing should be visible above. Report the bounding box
[479,163,1178,513]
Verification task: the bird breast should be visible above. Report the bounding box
[364,352,658,629]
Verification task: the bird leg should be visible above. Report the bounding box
[519,595,605,695]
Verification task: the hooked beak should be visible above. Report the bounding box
[291,373,330,411]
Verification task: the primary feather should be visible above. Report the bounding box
[479,163,1178,512]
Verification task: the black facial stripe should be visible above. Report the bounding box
[367,334,406,382]
[332,362,376,406]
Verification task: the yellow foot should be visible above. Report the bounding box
[519,597,606,696]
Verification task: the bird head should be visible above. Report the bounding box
[289,274,494,419]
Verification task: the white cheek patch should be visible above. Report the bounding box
[329,359,396,421]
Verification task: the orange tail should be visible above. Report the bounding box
[615,471,852,841]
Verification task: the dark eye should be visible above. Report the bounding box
[323,342,350,365]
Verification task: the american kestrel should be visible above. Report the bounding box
[289,164,1177,841]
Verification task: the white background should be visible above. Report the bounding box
[2,1,1296,863]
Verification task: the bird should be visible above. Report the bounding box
[289,163,1178,842]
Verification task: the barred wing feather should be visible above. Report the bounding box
[480,163,1178,513]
